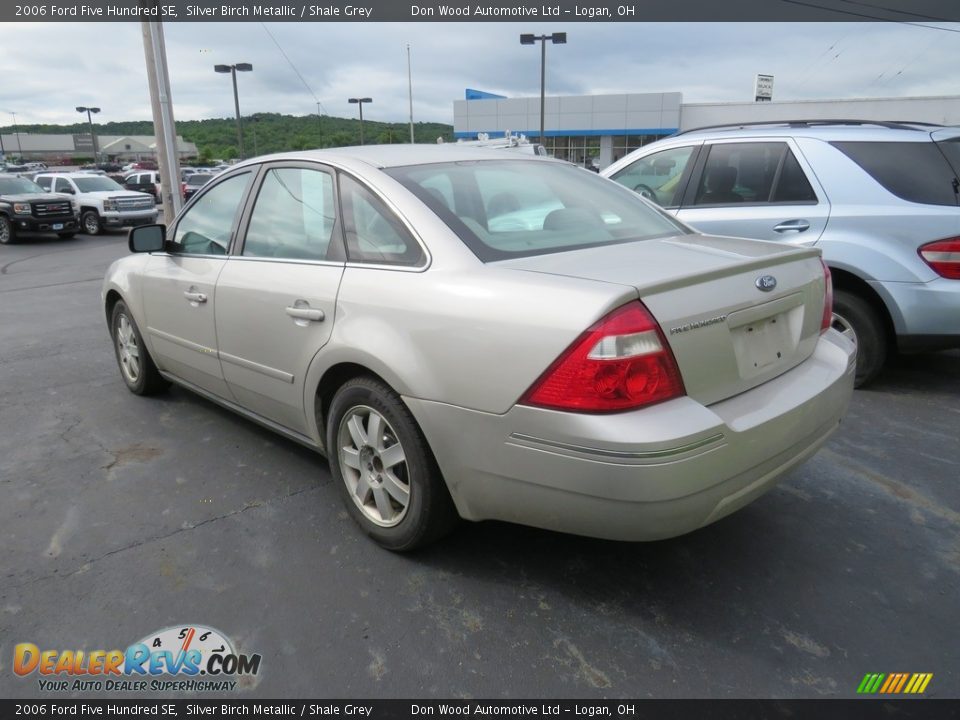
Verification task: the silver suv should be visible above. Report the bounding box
[602,120,960,386]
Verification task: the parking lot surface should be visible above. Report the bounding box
[1,231,958,699]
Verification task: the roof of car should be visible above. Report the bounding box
[672,119,960,142]
[232,144,561,171]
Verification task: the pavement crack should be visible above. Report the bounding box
[7,485,319,591]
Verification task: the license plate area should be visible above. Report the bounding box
[728,294,804,379]
[52,223,64,230]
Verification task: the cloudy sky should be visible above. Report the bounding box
[0,20,958,128]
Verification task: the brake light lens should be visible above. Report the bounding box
[820,259,833,334]
[520,302,685,413]
[919,237,960,279]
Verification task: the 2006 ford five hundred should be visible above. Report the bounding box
[102,145,856,550]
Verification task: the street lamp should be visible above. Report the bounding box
[214,63,253,159]
[519,32,567,144]
[9,111,23,159]
[348,98,372,145]
[76,106,101,164]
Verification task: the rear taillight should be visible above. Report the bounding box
[820,259,833,334]
[520,302,685,413]
[919,237,960,279]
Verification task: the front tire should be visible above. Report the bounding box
[326,377,457,551]
[0,215,16,244]
[110,300,169,396]
[82,210,102,236]
[831,289,887,388]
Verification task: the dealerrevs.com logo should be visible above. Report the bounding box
[14,625,261,693]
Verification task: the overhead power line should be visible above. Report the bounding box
[778,0,960,31]
[259,23,328,115]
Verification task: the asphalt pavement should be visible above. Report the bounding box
[1,230,957,699]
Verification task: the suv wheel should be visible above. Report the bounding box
[82,210,102,236]
[0,215,15,244]
[831,290,887,388]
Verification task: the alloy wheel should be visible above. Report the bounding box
[115,314,141,384]
[831,312,857,345]
[337,405,411,527]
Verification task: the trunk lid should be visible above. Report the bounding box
[499,234,828,406]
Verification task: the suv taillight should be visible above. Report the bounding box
[919,237,960,279]
[520,302,685,413]
[820,259,833,334]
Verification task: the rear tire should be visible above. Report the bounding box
[0,215,16,244]
[831,289,886,388]
[110,300,169,396]
[326,377,458,551]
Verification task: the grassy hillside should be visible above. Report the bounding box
[2,114,455,161]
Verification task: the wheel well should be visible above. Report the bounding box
[315,363,390,440]
[81,206,99,215]
[104,290,122,327]
[829,267,897,348]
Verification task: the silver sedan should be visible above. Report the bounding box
[102,146,856,550]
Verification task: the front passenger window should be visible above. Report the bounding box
[172,173,251,256]
[609,146,695,208]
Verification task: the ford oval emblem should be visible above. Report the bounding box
[755,275,777,292]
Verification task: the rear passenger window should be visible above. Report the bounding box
[831,141,960,206]
[339,174,424,266]
[692,142,816,206]
[243,167,337,261]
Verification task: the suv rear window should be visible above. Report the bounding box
[831,141,960,206]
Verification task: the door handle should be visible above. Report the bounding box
[285,306,325,322]
[773,219,811,233]
[183,290,207,303]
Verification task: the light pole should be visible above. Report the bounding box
[520,32,567,145]
[76,106,101,164]
[316,101,323,147]
[214,63,252,159]
[348,97,372,145]
[9,112,23,159]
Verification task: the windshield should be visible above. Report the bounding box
[0,177,44,195]
[385,160,689,262]
[74,176,125,193]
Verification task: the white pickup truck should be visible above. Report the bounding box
[34,172,158,235]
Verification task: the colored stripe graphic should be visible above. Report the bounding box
[857,672,932,694]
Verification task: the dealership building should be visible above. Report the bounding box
[0,133,197,163]
[453,90,960,168]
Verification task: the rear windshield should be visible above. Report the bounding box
[385,160,689,262]
[831,141,960,206]
[187,174,214,186]
[936,137,960,178]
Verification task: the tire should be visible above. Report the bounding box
[110,300,169,396]
[58,232,76,240]
[326,377,458,551]
[831,289,887,388]
[82,210,102,236]
[0,215,16,244]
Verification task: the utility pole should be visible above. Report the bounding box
[141,17,182,222]
[316,101,323,147]
[407,44,414,143]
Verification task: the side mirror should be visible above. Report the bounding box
[129,224,166,253]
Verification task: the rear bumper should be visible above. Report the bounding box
[407,329,856,541]
[873,277,960,341]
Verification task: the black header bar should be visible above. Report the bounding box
[4,0,960,23]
